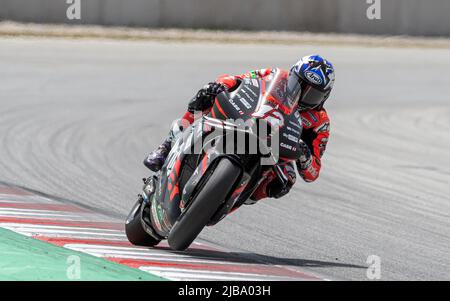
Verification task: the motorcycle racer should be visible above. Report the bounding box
[144,54,335,201]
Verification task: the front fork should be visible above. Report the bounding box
[139,176,164,240]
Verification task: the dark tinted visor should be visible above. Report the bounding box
[299,84,327,109]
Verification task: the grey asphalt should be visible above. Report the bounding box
[1,37,449,280]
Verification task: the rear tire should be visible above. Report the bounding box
[168,159,241,251]
[125,199,161,247]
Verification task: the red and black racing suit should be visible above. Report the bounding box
[180,68,330,201]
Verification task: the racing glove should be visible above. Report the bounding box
[267,163,297,199]
[188,82,226,113]
[297,140,312,171]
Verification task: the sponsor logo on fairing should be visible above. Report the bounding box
[280,142,293,150]
[242,86,258,99]
[238,97,252,109]
[288,120,302,130]
[286,126,301,135]
[283,133,299,143]
[228,99,244,115]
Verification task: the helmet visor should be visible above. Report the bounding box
[299,84,327,109]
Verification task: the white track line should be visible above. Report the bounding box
[0,207,99,216]
[0,211,85,219]
[0,208,79,214]
[0,205,307,281]
[0,224,126,239]
[64,244,227,258]
[63,250,252,266]
[0,213,105,222]
[35,233,128,241]
[64,245,225,261]
[65,244,188,257]
[0,199,28,203]
[4,228,126,238]
[63,244,165,252]
[68,251,228,264]
[63,244,244,262]
[139,267,292,281]
[0,197,56,203]
[0,223,123,233]
[64,245,306,277]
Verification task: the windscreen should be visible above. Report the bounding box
[256,69,297,116]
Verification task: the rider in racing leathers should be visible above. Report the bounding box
[144,54,335,201]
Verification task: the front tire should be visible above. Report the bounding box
[168,158,241,251]
[125,199,161,247]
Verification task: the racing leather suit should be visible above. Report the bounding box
[180,68,330,201]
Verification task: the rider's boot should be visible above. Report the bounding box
[143,138,172,172]
[143,119,186,172]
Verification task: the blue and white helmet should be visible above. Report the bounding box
[287,54,335,110]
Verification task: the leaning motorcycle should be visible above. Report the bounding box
[125,70,303,251]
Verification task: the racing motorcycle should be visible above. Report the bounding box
[125,69,303,251]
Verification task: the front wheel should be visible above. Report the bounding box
[168,158,241,251]
[125,199,161,247]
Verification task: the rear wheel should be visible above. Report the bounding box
[125,199,161,247]
[168,159,241,251]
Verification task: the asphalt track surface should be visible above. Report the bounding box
[0,37,449,280]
